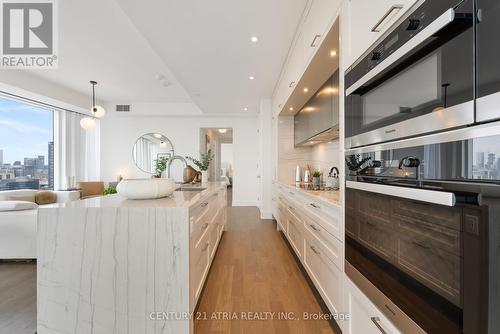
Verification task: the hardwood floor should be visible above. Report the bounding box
[0,261,36,334]
[194,201,337,334]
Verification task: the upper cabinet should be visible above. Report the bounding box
[272,0,342,116]
[343,0,418,69]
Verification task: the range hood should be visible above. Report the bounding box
[294,72,339,147]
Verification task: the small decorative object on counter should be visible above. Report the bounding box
[295,165,301,183]
[183,165,198,183]
[304,164,312,183]
[312,170,322,187]
[326,167,339,190]
[186,149,215,183]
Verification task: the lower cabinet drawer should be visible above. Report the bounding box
[303,235,342,313]
[192,232,210,303]
[304,221,343,271]
[286,209,304,259]
[302,202,342,241]
[344,278,401,334]
[276,199,288,232]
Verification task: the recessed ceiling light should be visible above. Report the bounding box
[251,36,259,43]
[249,76,255,80]
[153,133,162,139]
[243,107,248,111]
[303,87,309,93]
[218,129,228,134]
[330,50,337,57]
[289,107,294,111]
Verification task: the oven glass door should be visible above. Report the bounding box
[345,2,474,147]
[345,187,486,333]
[476,0,500,122]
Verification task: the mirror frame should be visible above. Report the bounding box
[132,133,174,174]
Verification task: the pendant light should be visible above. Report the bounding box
[89,80,106,118]
[80,80,105,130]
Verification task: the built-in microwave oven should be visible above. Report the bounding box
[345,0,475,149]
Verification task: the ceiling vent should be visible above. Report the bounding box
[115,104,131,112]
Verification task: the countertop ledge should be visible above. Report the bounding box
[277,182,341,208]
[40,181,227,209]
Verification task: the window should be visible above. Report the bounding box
[0,96,54,190]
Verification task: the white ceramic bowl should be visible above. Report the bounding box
[116,178,176,199]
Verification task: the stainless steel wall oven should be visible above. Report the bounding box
[345,0,476,149]
[345,125,500,334]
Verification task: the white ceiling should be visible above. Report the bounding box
[114,0,308,114]
[2,0,308,115]
[19,0,194,104]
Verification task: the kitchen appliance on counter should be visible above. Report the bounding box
[294,72,340,147]
[345,0,476,149]
[344,125,500,334]
[325,167,340,190]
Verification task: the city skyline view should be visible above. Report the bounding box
[0,97,53,164]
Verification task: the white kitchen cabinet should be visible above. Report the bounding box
[344,0,418,69]
[272,0,341,116]
[343,277,401,334]
[273,183,344,317]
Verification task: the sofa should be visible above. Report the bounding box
[0,189,80,259]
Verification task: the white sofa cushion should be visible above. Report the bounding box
[0,200,38,212]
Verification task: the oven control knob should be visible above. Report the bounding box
[407,19,420,31]
[371,52,382,61]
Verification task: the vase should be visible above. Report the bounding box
[201,171,208,183]
[312,176,320,187]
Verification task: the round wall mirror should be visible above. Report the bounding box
[132,133,174,174]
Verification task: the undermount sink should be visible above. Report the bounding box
[176,183,206,192]
[176,187,207,192]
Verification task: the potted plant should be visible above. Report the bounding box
[154,156,169,178]
[186,149,215,183]
[102,185,117,195]
[312,170,322,187]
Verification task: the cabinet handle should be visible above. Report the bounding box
[310,224,320,232]
[371,5,403,32]
[202,223,209,230]
[288,206,294,211]
[370,317,389,334]
[309,203,320,209]
[213,193,219,197]
[202,242,209,251]
[201,202,208,207]
[310,34,321,47]
[289,81,296,88]
[289,191,295,195]
[310,245,320,255]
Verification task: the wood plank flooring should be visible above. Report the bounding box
[194,203,337,334]
[0,261,36,334]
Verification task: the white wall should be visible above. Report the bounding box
[100,110,260,206]
[259,99,273,219]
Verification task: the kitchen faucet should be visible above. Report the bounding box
[165,155,188,180]
[398,156,422,186]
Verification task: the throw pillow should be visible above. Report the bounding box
[0,201,38,212]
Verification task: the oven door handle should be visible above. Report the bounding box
[346,181,456,207]
[346,8,456,96]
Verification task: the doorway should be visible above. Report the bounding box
[199,128,233,201]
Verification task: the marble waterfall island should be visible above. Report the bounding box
[37,182,227,334]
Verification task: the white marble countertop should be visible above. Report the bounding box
[40,181,227,209]
[278,182,341,208]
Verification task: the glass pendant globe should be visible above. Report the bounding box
[80,117,96,130]
[92,105,106,118]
